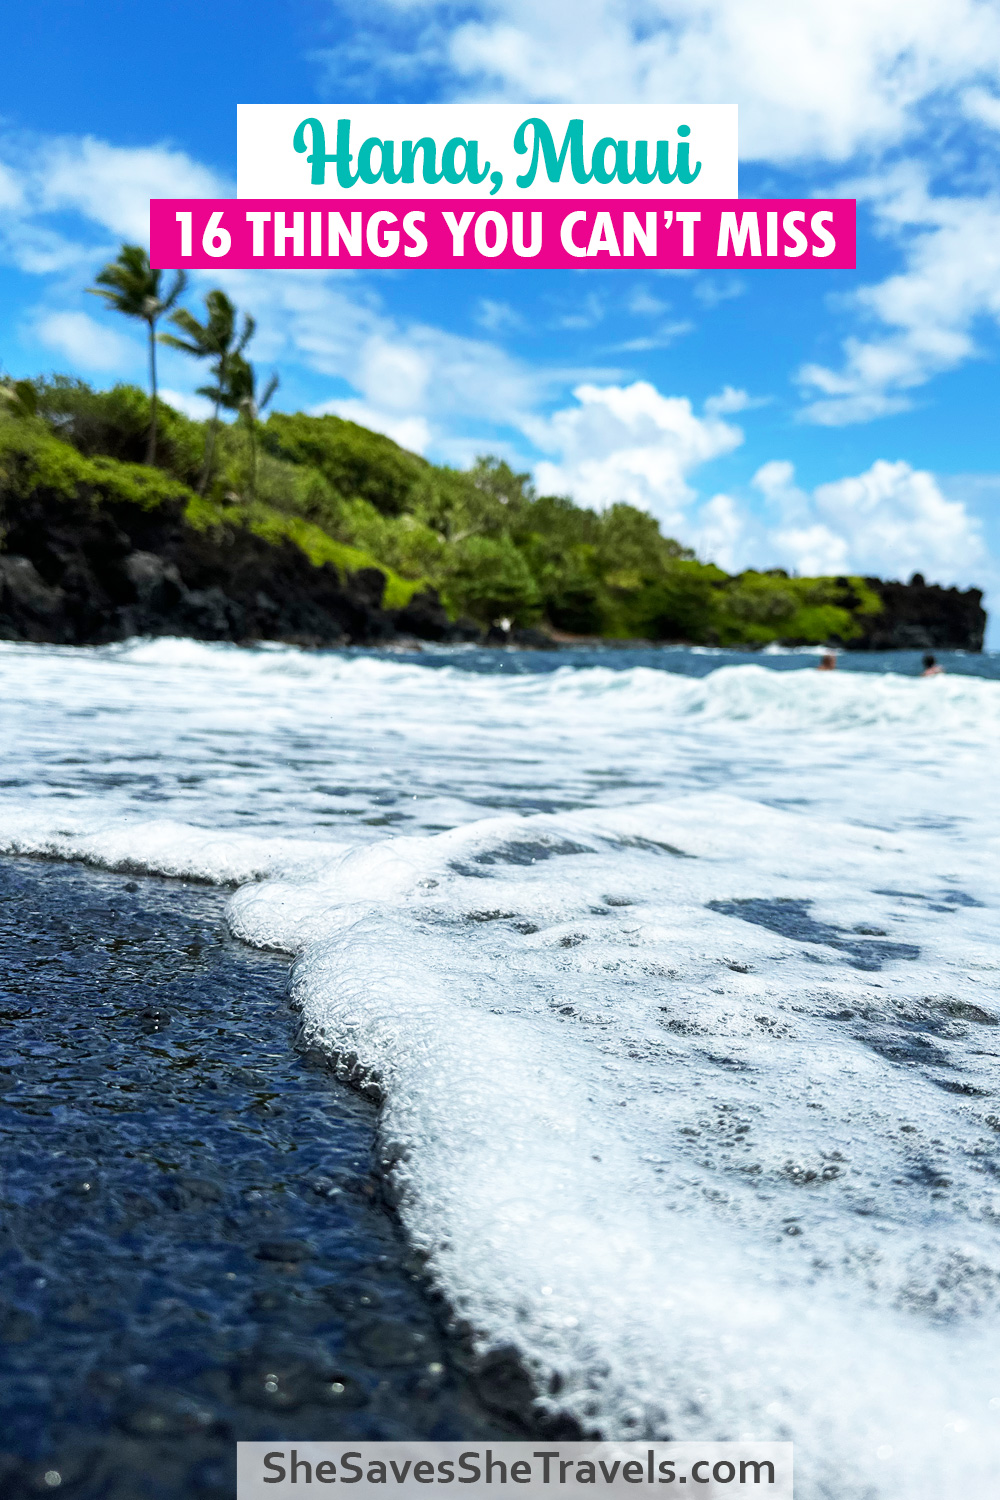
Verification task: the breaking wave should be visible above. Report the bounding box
[2,638,1000,1494]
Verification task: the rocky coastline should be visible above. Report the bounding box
[848,574,986,652]
[0,487,474,649]
[0,485,987,653]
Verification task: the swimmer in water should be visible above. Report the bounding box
[921,653,944,677]
[818,652,837,671]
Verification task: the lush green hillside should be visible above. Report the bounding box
[0,375,889,647]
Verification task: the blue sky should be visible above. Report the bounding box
[2,0,999,635]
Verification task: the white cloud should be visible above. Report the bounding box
[627,287,670,317]
[710,457,988,583]
[202,268,550,460]
[0,219,95,276]
[228,271,533,415]
[31,310,139,372]
[357,335,432,412]
[768,520,853,576]
[160,388,216,422]
[0,132,226,273]
[0,161,23,211]
[0,131,230,379]
[342,0,1000,163]
[798,167,1000,424]
[551,290,604,331]
[476,298,524,332]
[704,385,756,416]
[327,2,1000,423]
[525,380,744,522]
[962,86,1000,130]
[688,492,746,571]
[35,136,225,242]
[616,320,693,352]
[693,278,744,308]
[806,460,986,579]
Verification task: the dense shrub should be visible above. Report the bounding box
[2,380,889,645]
[442,534,542,624]
[28,378,205,486]
[261,411,428,517]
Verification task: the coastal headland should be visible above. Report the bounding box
[0,377,986,652]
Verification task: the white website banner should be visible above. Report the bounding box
[237,1442,792,1499]
[236,105,738,200]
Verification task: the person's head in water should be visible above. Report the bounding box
[818,652,837,671]
[922,652,944,676]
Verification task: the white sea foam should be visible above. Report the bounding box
[0,811,345,884]
[224,798,1000,1496]
[2,638,1000,1494]
[3,638,1000,854]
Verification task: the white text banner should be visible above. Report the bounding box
[236,105,738,201]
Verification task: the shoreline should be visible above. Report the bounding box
[0,481,986,656]
[0,856,564,1498]
[1,642,998,1493]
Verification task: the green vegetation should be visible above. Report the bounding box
[87,245,186,465]
[159,289,255,493]
[2,242,884,644]
[0,390,421,611]
[0,374,882,643]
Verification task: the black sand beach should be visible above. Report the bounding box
[0,857,533,1500]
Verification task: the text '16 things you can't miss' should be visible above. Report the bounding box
[149,105,855,273]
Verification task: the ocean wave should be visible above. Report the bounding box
[7,634,1000,729]
[38,637,1000,733]
[222,795,1000,1496]
[0,812,346,885]
[3,639,1000,1492]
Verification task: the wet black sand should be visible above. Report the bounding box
[0,857,529,1500]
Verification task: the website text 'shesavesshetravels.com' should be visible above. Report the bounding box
[237,1444,793,1499]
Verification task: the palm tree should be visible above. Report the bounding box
[159,290,255,493]
[221,355,279,500]
[88,245,186,465]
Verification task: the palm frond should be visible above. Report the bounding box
[158,331,204,355]
[87,244,159,319]
[259,372,280,412]
[235,314,256,355]
[162,269,188,311]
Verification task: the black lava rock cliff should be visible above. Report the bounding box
[848,573,986,652]
[0,488,473,648]
[0,491,987,653]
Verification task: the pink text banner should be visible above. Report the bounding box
[151,199,856,271]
